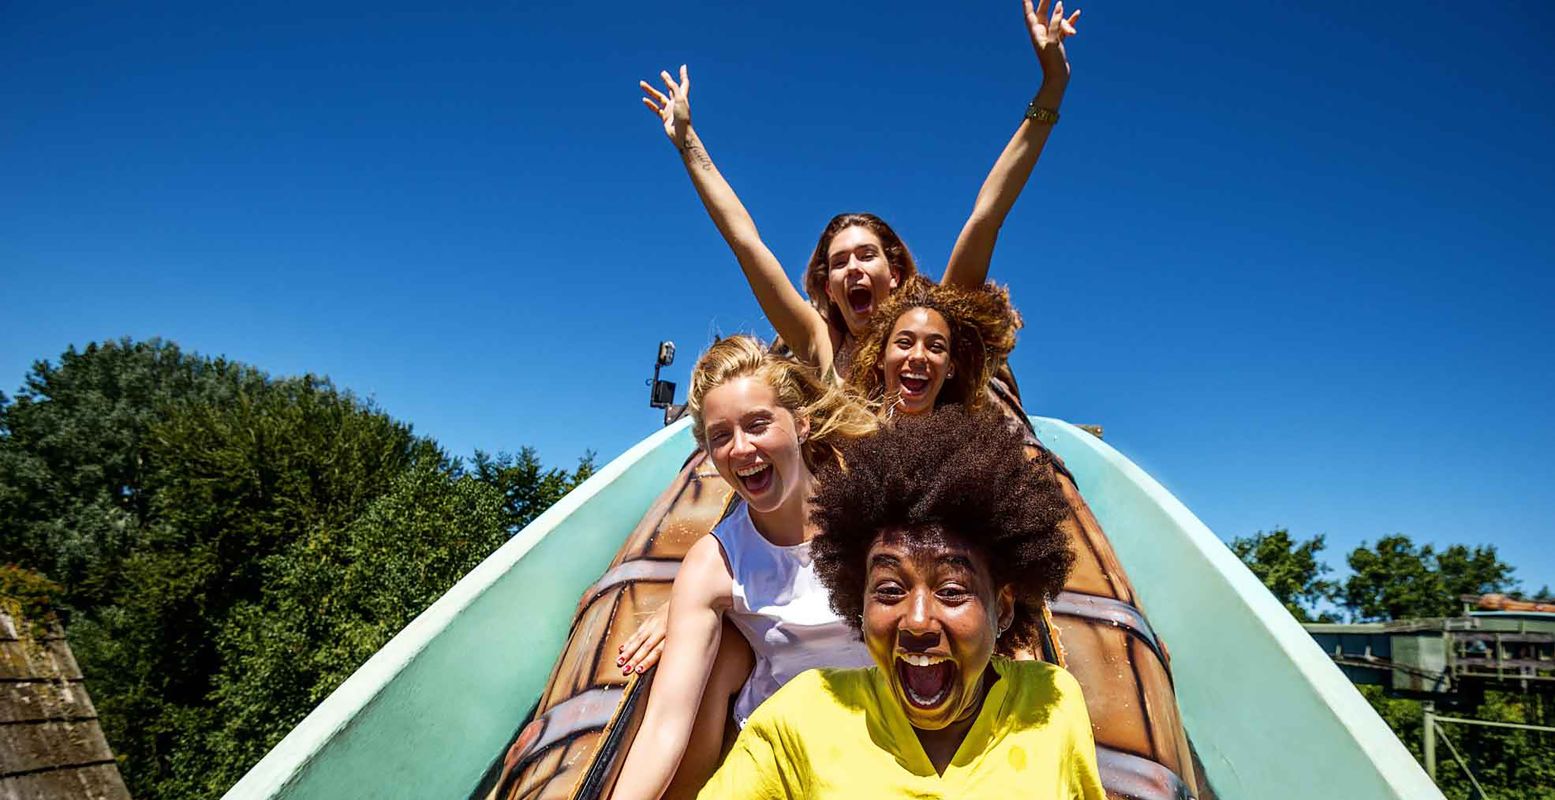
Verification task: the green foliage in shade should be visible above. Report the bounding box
[1233,528,1552,800]
[1227,529,1339,622]
[0,564,63,637]
[1345,534,1518,621]
[1358,686,1555,800]
[0,339,235,610]
[0,338,594,799]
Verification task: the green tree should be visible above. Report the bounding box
[1,339,596,798]
[1228,528,1339,622]
[0,564,63,637]
[1344,535,1518,621]
[0,339,233,608]
[199,463,514,794]
[71,370,436,798]
[471,447,596,533]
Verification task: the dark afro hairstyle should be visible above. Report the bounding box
[847,276,1022,416]
[810,405,1074,654]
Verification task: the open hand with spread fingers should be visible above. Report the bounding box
[640,65,693,149]
[1024,0,1081,86]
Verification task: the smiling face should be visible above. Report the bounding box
[699,375,812,515]
[825,225,900,337]
[863,529,1013,732]
[880,307,952,416]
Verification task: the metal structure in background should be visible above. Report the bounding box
[645,340,684,426]
[1303,594,1555,790]
[1303,598,1555,699]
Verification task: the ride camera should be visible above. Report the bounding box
[648,340,684,425]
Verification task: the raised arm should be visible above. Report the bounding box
[642,66,834,372]
[611,535,734,800]
[943,0,1080,289]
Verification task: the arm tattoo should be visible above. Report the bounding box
[685,144,713,171]
[682,137,713,172]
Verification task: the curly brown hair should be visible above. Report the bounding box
[803,213,919,340]
[810,406,1073,653]
[847,277,1022,415]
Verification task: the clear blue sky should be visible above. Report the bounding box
[4,2,1552,590]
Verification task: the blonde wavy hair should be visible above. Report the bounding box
[687,336,879,471]
[848,277,1023,415]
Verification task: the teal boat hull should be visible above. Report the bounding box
[223,417,1441,799]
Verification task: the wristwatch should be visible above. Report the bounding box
[1025,101,1060,125]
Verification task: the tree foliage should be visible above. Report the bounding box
[1228,528,1338,621]
[1344,534,1517,621]
[0,339,594,798]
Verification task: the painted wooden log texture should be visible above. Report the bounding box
[482,376,1209,800]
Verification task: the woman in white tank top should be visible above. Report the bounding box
[612,336,878,800]
[712,497,874,726]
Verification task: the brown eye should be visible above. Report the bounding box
[936,585,971,601]
[871,582,905,599]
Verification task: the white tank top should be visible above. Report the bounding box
[712,500,874,726]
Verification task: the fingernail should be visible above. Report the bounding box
[636,665,645,674]
[617,657,624,665]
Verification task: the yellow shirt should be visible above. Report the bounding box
[698,657,1106,799]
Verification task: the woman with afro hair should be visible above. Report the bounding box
[697,407,1103,799]
[847,276,1022,418]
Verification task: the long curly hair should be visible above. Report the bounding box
[803,213,919,341]
[847,277,1022,415]
[810,406,1073,654]
[686,335,879,472]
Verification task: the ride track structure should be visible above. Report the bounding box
[224,384,1443,800]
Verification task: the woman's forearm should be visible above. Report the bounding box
[611,537,733,800]
[943,79,1066,289]
[611,608,722,800]
[677,127,759,249]
[676,127,829,367]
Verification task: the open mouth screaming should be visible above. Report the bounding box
[846,285,874,316]
[734,462,774,496]
[896,653,956,710]
[898,371,931,398]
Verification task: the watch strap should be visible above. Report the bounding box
[1025,101,1060,124]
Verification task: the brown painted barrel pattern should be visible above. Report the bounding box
[482,383,1207,800]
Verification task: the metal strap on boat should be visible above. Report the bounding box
[507,686,623,771]
[1049,591,1171,671]
[580,559,682,606]
[1097,746,1196,800]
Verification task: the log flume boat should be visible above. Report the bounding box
[224,396,1441,799]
